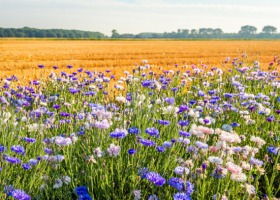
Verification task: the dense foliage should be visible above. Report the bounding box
[0,27,106,39]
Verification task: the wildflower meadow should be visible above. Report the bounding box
[0,57,279,200]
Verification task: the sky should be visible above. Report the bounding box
[0,0,279,36]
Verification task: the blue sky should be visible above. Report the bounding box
[0,0,279,36]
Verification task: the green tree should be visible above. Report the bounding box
[239,25,257,34]
[111,29,119,38]
[262,25,277,34]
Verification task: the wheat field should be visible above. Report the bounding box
[0,39,280,80]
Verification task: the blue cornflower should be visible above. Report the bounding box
[141,80,153,87]
[140,139,156,147]
[0,144,6,152]
[145,128,160,138]
[163,141,172,148]
[168,177,184,191]
[11,145,25,155]
[76,186,89,196]
[189,100,196,105]
[4,185,14,197]
[156,146,165,153]
[178,105,189,113]
[177,120,190,127]
[267,146,278,155]
[128,127,141,134]
[79,194,92,200]
[179,131,191,137]
[11,189,31,200]
[186,181,194,195]
[110,129,127,139]
[195,141,208,149]
[165,97,175,105]
[22,163,31,170]
[231,122,240,127]
[173,192,192,200]
[23,137,36,143]
[146,172,166,187]
[138,167,149,179]
[158,119,170,125]
[128,148,136,155]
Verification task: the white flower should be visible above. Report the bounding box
[230,173,247,182]
[208,156,223,165]
[94,147,103,157]
[115,96,126,103]
[107,143,121,157]
[244,183,256,195]
[53,179,63,189]
[61,175,71,185]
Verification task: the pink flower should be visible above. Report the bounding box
[226,162,242,174]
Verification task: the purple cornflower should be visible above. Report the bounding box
[22,163,31,170]
[178,105,189,113]
[195,141,208,149]
[140,139,156,147]
[179,131,191,137]
[38,64,44,69]
[249,157,264,166]
[11,189,31,200]
[60,112,71,117]
[177,120,190,127]
[53,104,60,109]
[158,119,170,125]
[141,80,153,87]
[165,97,175,105]
[11,145,25,155]
[23,137,36,143]
[145,128,160,138]
[146,172,166,187]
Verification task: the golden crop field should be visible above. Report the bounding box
[0,39,280,81]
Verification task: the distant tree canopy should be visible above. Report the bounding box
[0,25,279,39]
[114,25,279,39]
[0,27,106,38]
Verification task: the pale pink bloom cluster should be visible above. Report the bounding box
[226,162,242,174]
[219,131,241,143]
[107,143,121,156]
[189,124,214,137]
[250,136,266,147]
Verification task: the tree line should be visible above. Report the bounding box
[0,25,279,39]
[112,25,280,39]
[0,27,106,39]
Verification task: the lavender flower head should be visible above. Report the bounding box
[146,171,166,187]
